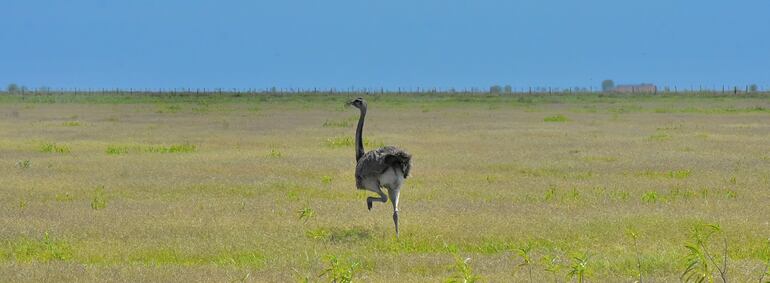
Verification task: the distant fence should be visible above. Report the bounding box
[0,86,767,97]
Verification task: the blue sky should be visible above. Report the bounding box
[2,0,769,90]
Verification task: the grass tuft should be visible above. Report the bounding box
[323,116,356,128]
[297,207,315,223]
[4,232,73,262]
[40,143,70,153]
[648,133,671,141]
[91,186,107,210]
[145,143,196,153]
[446,250,481,283]
[641,191,658,203]
[325,136,384,148]
[106,145,130,155]
[268,149,282,158]
[320,255,360,283]
[543,114,568,122]
[16,160,31,169]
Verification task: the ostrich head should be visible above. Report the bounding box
[346,97,366,109]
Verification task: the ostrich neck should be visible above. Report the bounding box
[355,107,366,161]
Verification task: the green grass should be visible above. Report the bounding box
[105,145,130,155]
[543,114,569,122]
[1,93,769,281]
[325,136,384,148]
[144,143,196,153]
[322,116,356,128]
[39,142,71,153]
[90,186,107,210]
[1,232,73,262]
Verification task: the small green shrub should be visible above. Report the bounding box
[321,175,333,185]
[62,121,80,126]
[297,207,314,223]
[91,186,107,210]
[40,143,70,154]
[516,243,534,282]
[268,149,282,158]
[682,223,728,283]
[641,191,658,203]
[319,255,359,283]
[446,252,480,283]
[145,143,196,153]
[541,254,562,283]
[567,253,590,283]
[55,193,73,202]
[106,145,129,155]
[544,186,556,201]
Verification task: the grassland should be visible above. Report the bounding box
[1,93,769,282]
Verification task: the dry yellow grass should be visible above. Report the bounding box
[1,94,769,282]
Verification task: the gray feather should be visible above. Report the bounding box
[355,146,412,188]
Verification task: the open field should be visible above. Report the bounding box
[1,93,769,282]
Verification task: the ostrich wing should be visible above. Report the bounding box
[355,146,412,182]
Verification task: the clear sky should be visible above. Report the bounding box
[2,0,769,90]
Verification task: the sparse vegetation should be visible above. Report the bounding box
[543,114,568,122]
[447,250,480,283]
[641,191,658,203]
[39,143,70,153]
[323,116,356,128]
[5,232,73,262]
[16,160,31,169]
[319,255,360,283]
[682,223,728,283]
[567,252,590,283]
[325,136,384,148]
[268,148,282,158]
[627,229,643,283]
[90,186,107,210]
[0,94,768,281]
[298,207,315,223]
[106,145,130,155]
[62,121,81,127]
[516,243,535,282]
[144,143,196,153]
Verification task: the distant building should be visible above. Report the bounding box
[611,84,657,93]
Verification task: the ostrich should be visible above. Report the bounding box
[346,97,412,238]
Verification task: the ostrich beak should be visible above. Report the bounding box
[345,99,354,106]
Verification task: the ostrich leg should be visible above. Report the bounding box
[365,181,387,210]
[388,185,401,238]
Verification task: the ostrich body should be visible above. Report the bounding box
[347,98,412,238]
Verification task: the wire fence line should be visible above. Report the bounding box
[0,86,768,97]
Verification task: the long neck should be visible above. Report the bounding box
[355,107,366,161]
